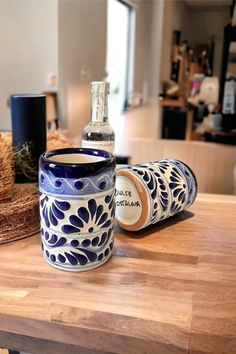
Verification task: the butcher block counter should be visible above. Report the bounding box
[0,193,235,354]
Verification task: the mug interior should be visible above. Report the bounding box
[48,153,106,164]
[41,148,115,178]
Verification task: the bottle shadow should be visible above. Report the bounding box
[114,210,194,239]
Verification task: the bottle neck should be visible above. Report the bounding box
[90,90,109,124]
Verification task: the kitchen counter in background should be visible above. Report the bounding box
[0,194,235,353]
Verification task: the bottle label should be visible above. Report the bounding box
[82,140,114,153]
[91,82,107,123]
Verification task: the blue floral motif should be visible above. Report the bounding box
[41,197,70,228]
[157,161,169,174]
[168,167,187,205]
[129,166,160,222]
[41,226,113,268]
[129,165,169,221]
[155,174,169,212]
[169,159,197,206]
[61,195,114,234]
[170,200,182,214]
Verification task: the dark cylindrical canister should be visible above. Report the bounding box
[11,94,46,182]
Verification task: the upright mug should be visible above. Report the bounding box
[39,148,116,271]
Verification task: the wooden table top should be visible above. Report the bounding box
[0,193,235,354]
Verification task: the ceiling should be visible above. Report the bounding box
[184,0,231,10]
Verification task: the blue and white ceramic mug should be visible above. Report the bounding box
[116,159,197,231]
[39,148,116,271]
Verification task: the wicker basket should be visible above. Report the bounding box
[0,132,73,244]
[0,133,14,202]
[0,183,39,244]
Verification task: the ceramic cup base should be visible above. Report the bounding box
[43,251,113,272]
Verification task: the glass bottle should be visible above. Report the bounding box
[82,81,115,153]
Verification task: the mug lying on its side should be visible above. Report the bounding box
[115,159,197,231]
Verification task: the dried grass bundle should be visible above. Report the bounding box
[47,132,73,151]
[0,133,14,202]
[0,184,39,244]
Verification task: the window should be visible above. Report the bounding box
[106,0,136,123]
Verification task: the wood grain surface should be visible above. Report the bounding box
[0,193,235,354]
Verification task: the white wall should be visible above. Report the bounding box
[172,0,191,41]
[149,0,164,98]
[58,0,107,137]
[0,0,58,130]
[133,0,153,97]
[133,0,164,98]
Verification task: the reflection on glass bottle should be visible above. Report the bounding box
[82,82,115,153]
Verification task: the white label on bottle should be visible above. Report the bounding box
[91,83,106,123]
[115,176,142,226]
[82,140,114,153]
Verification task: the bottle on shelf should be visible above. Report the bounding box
[82,81,115,153]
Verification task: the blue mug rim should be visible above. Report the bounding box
[40,147,116,178]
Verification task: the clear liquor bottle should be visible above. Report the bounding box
[82,81,115,153]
